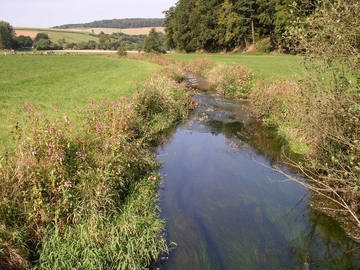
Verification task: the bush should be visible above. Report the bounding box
[207,64,253,98]
[117,44,127,57]
[255,37,272,53]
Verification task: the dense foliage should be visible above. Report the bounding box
[164,0,317,52]
[0,21,15,49]
[54,18,164,29]
[248,0,360,235]
[3,22,165,51]
[143,28,163,53]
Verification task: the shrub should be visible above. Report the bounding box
[255,37,272,54]
[181,58,216,78]
[207,64,253,98]
[117,44,127,57]
[248,78,312,153]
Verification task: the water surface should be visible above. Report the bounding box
[156,92,360,269]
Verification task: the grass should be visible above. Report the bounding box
[165,53,303,81]
[0,56,193,269]
[0,54,160,146]
[14,27,99,43]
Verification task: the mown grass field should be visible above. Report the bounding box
[165,53,303,81]
[0,54,160,146]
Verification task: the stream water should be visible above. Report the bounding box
[156,91,360,269]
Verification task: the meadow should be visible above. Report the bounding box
[0,54,160,146]
[0,52,308,269]
[14,27,99,43]
[165,53,303,81]
[0,53,304,148]
[0,53,194,269]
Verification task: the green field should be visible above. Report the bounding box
[0,54,160,145]
[0,53,303,146]
[15,27,99,43]
[165,53,303,80]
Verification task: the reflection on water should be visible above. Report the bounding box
[156,92,360,269]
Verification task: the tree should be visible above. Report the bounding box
[16,35,33,48]
[163,7,177,49]
[0,21,15,49]
[117,42,127,57]
[143,28,162,53]
[218,0,247,50]
[34,33,49,42]
[163,0,318,53]
[283,0,360,229]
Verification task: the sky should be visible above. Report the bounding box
[0,0,177,28]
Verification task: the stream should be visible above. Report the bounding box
[156,91,360,269]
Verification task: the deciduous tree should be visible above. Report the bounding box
[16,35,33,48]
[0,21,15,49]
[143,28,162,53]
[34,33,49,42]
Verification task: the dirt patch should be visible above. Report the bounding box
[14,30,38,38]
[14,27,164,38]
[121,27,164,35]
[66,27,164,35]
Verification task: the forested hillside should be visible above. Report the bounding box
[54,18,164,29]
[164,0,317,52]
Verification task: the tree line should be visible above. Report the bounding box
[163,0,317,53]
[53,18,164,29]
[0,20,165,52]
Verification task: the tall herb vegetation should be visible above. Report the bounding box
[0,63,194,268]
[248,0,360,235]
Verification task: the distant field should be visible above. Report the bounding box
[165,53,303,81]
[0,54,160,146]
[14,27,163,43]
[64,27,164,35]
[15,27,98,43]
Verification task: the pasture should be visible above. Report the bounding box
[0,54,160,146]
[0,52,303,147]
[15,27,99,43]
[165,53,303,81]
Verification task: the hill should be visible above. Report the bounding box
[54,18,164,29]
[14,27,99,44]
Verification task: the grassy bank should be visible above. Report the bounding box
[0,54,198,269]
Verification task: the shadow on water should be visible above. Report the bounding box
[156,92,360,269]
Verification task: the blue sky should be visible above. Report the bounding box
[0,0,177,27]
